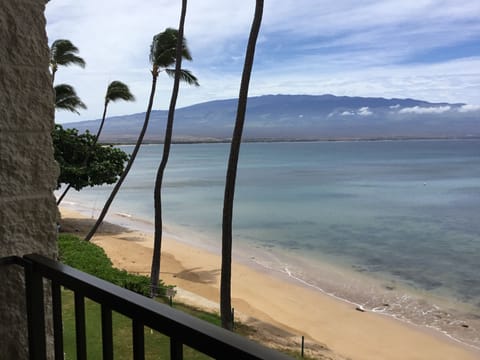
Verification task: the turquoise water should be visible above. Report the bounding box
[61,140,480,348]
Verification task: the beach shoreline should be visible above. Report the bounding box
[58,205,479,360]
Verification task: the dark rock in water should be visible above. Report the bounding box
[385,285,395,291]
[461,324,469,328]
[355,306,366,312]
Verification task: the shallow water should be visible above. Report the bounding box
[61,140,480,348]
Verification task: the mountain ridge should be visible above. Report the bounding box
[60,94,479,143]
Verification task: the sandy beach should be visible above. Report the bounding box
[59,207,479,360]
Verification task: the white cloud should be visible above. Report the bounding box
[390,104,401,109]
[399,105,451,114]
[458,104,480,112]
[358,107,373,116]
[338,107,373,116]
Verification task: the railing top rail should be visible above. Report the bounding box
[0,255,25,267]
[23,253,293,360]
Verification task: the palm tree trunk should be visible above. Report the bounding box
[57,102,109,206]
[149,0,188,298]
[95,102,109,141]
[56,184,71,205]
[84,76,158,241]
[221,0,264,330]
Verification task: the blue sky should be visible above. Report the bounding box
[46,0,480,123]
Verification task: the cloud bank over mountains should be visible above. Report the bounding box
[458,104,480,113]
[64,94,480,143]
[337,102,480,117]
[399,105,452,114]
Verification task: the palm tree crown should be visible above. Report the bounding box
[54,84,87,114]
[150,28,199,86]
[96,80,135,140]
[50,39,86,83]
[105,81,135,105]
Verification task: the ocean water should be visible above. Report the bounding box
[60,140,480,348]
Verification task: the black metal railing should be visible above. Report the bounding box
[1,254,293,360]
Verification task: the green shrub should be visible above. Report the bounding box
[120,271,152,294]
[58,234,165,297]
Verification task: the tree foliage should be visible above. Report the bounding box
[55,84,87,114]
[50,39,86,83]
[52,124,129,191]
[150,27,199,86]
[105,81,136,105]
[150,28,191,66]
[56,81,135,205]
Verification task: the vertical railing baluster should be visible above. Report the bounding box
[51,281,64,360]
[132,319,144,360]
[101,304,114,360]
[74,292,87,360]
[170,338,183,360]
[24,259,47,360]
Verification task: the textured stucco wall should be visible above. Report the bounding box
[0,0,58,358]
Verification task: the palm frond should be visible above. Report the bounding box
[55,84,87,115]
[106,81,135,103]
[149,28,192,69]
[50,39,86,68]
[165,69,199,86]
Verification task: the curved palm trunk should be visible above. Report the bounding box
[56,184,71,205]
[95,101,109,141]
[51,68,56,85]
[149,0,188,298]
[84,77,158,241]
[57,102,109,206]
[221,0,264,330]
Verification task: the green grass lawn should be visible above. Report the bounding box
[61,289,215,359]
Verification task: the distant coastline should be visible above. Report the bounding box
[103,135,480,146]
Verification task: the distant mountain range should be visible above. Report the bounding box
[62,94,480,143]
